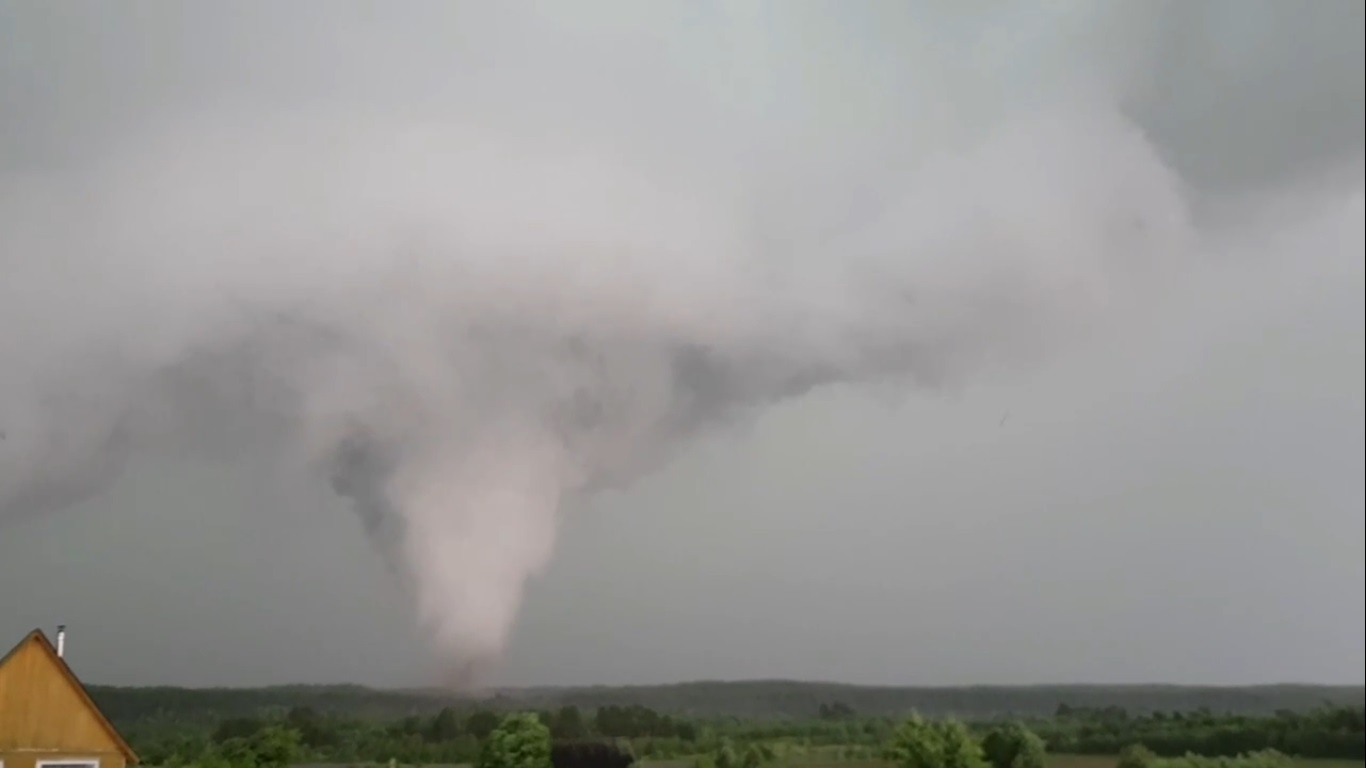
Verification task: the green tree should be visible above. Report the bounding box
[478,713,553,768]
[713,740,739,768]
[740,743,775,768]
[213,718,265,744]
[820,702,857,720]
[468,710,503,739]
[1117,744,1158,768]
[937,719,988,768]
[885,714,986,768]
[885,714,940,768]
[248,726,303,768]
[429,707,462,741]
[217,738,258,768]
[552,705,588,738]
[185,753,235,768]
[981,723,1047,768]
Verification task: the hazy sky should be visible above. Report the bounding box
[0,1,1362,689]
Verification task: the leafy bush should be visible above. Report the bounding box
[479,713,554,768]
[1119,744,1159,768]
[1117,744,1293,768]
[1154,749,1294,768]
[981,722,1047,768]
[885,713,987,768]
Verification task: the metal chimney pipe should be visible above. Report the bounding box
[56,625,66,658]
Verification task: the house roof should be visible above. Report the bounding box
[0,629,140,764]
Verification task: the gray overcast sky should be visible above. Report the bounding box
[0,1,1363,689]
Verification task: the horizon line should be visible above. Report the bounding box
[84,678,1366,693]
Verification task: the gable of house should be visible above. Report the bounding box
[0,630,138,765]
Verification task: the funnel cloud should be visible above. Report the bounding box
[0,1,1362,682]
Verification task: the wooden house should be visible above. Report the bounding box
[0,628,138,768]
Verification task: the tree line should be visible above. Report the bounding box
[120,701,1364,767]
[1033,704,1364,759]
[90,681,1364,722]
[139,706,1333,768]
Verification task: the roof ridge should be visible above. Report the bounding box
[0,629,140,764]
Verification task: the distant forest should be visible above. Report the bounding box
[84,681,1366,768]
[89,680,1364,723]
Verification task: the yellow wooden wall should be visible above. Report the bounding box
[0,635,129,768]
